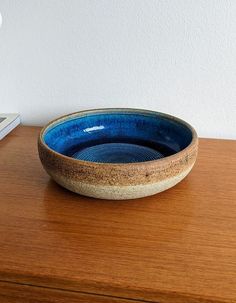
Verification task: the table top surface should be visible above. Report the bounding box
[0,126,236,303]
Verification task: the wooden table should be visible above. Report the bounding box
[0,126,236,303]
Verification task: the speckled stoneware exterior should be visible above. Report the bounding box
[38,109,198,200]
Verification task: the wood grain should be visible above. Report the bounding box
[0,281,142,303]
[0,126,236,303]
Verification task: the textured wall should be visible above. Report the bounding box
[0,0,235,138]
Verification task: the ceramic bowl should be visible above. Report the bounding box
[38,109,198,200]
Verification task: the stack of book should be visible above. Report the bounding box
[0,114,21,140]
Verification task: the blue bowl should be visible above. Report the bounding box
[39,109,198,199]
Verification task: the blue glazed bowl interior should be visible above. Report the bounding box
[43,111,193,164]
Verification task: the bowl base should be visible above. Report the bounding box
[50,163,195,200]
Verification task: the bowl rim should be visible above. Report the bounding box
[39,108,198,167]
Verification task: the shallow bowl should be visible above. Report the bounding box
[38,108,198,200]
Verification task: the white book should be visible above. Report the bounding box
[0,113,21,140]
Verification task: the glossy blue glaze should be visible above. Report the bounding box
[43,111,193,163]
[73,143,164,163]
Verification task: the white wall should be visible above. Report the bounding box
[0,0,235,139]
